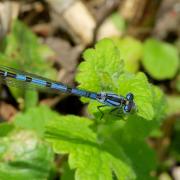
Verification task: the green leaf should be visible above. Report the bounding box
[117,137,157,180]
[0,129,54,180]
[76,39,156,121]
[142,38,179,80]
[113,36,143,73]
[61,162,75,180]
[14,105,56,137]
[145,86,167,137]
[106,115,158,180]
[45,115,135,180]
[76,38,124,95]
[117,72,154,120]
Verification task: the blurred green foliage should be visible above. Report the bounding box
[170,119,180,161]
[0,19,179,180]
[0,20,57,109]
[0,124,55,180]
[142,38,179,80]
[46,113,136,180]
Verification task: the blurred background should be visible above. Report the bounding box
[0,0,179,179]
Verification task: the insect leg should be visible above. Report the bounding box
[97,105,107,120]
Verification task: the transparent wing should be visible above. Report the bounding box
[0,65,65,94]
[0,76,44,91]
[0,65,56,83]
[0,65,97,99]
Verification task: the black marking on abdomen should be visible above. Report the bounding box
[86,92,91,97]
[26,76,32,82]
[46,81,51,87]
[7,72,16,78]
[66,87,72,93]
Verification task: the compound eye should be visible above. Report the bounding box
[126,93,134,101]
[123,105,131,113]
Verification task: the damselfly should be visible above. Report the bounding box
[0,65,136,115]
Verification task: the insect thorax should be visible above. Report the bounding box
[96,92,125,107]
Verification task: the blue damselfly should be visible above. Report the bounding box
[0,65,136,115]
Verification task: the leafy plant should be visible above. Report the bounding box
[45,39,167,179]
[0,122,55,180]
[46,114,136,180]
[142,38,179,80]
[76,39,155,121]
[0,21,168,179]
